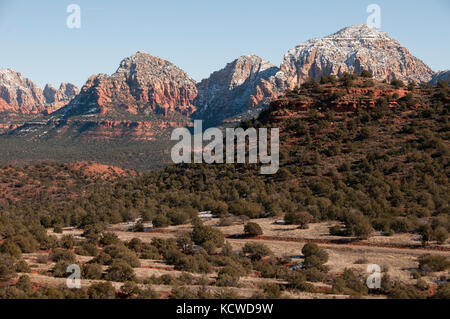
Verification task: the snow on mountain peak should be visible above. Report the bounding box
[280,25,434,88]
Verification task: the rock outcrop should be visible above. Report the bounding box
[194,54,282,124]
[43,83,79,104]
[62,51,198,118]
[429,70,450,85]
[0,68,45,114]
[50,118,186,141]
[43,82,79,114]
[279,24,434,89]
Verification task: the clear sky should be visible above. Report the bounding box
[0,0,449,88]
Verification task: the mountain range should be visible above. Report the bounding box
[0,24,448,169]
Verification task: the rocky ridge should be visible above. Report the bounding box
[278,25,435,89]
[0,67,79,115]
[43,83,79,104]
[429,70,450,85]
[0,68,46,114]
[61,51,198,118]
[1,25,446,134]
[194,55,282,123]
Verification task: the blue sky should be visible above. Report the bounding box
[0,0,449,88]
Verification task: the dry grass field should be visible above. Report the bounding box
[32,217,449,299]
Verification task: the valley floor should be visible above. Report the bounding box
[18,218,448,299]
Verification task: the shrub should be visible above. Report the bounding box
[391,79,404,89]
[302,79,320,90]
[228,200,265,218]
[0,254,17,280]
[216,274,240,287]
[343,78,354,88]
[191,225,224,249]
[193,255,213,274]
[362,80,375,88]
[434,282,450,299]
[152,214,171,228]
[284,212,313,229]
[50,248,76,264]
[262,283,283,298]
[53,225,63,234]
[81,224,104,243]
[16,275,32,293]
[343,211,373,239]
[102,244,140,267]
[120,281,140,297]
[332,269,368,295]
[88,282,116,299]
[92,252,112,265]
[390,218,412,234]
[433,227,448,245]
[253,260,279,278]
[320,75,337,84]
[214,288,239,299]
[36,254,49,264]
[99,232,120,246]
[15,260,31,273]
[127,238,142,252]
[137,286,159,299]
[0,241,22,258]
[132,221,145,232]
[360,70,373,78]
[358,127,372,140]
[419,225,433,246]
[218,216,235,227]
[82,263,103,280]
[105,260,135,282]
[244,222,263,237]
[303,267,328,282]
[219,265,242,278]
[242,242,272,261]
[10,235,39,253]
[52,261,71,277]
[167,210,190,225]
[302,243,329,272]
[287,272,316,292]
[387,283,426,299]
[176,234,194,253]
[354,257,369,264]
[140,245,160,260]
[302,243,327,261]
[418,254,450,273]
[75,242,98,257]
[170,286,201,299]
[59,235,75,249]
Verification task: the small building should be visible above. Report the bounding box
[198,211,213,220]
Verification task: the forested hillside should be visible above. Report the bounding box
[0,74,448,299]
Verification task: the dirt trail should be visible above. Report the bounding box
[226,235,450,254]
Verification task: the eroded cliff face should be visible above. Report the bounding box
[0,68,79,117]
[279,25,434,90]
[0,68,45,114]
[270,86,413,114]
[430,70,450,85]
[194,55,281,122]
[62,51,198,118]
[193,25,437,124]
[43,83,79,104]
[55,119,186,141]
[42,83,79,114]
[2,26,443,141]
